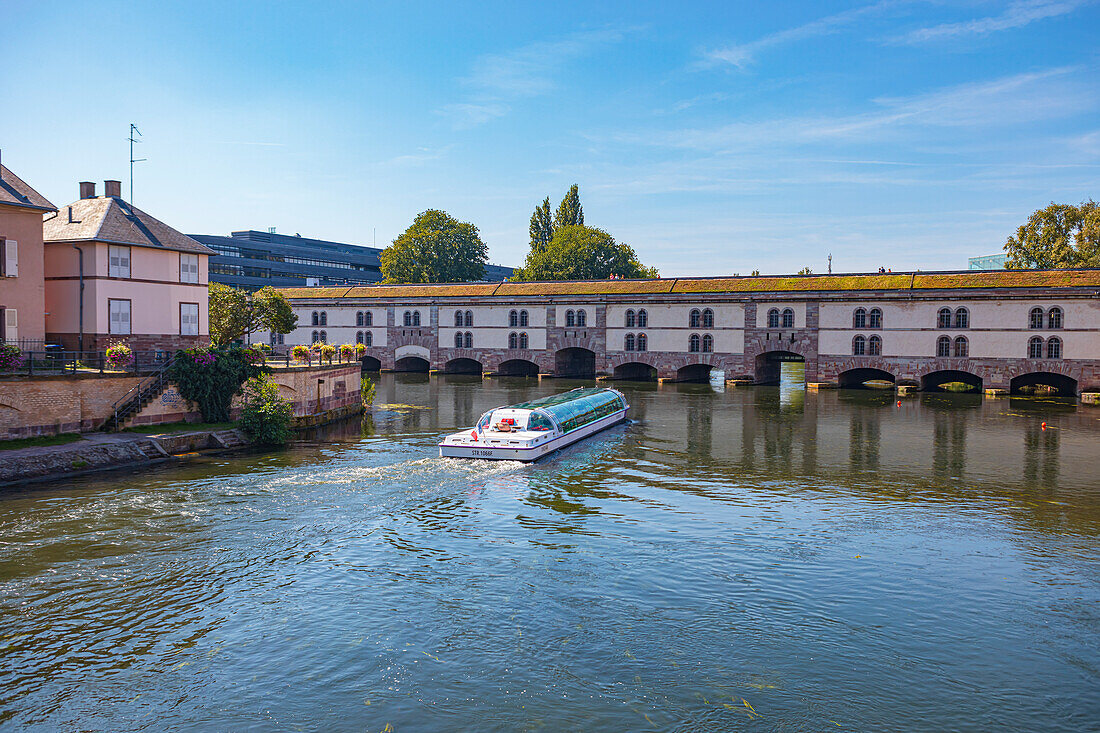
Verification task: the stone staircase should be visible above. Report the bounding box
[102,358,177,432]
[133,439,170,460]
[211,429,247,449]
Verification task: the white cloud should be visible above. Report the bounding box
[894,0,1090,44]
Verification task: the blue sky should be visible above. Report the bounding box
[2,0,1098,276]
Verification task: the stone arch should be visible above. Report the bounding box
[444,358,482,375]
[554,347,596,378]
[497,359,540,377]
[614,361,658,382]
[1010,371,1077,397]
[676,363,715,383]
[921,369,982,393]
[393,356,430,373]
[394,344,430,361]
[754,349,806,386]
[360,355,382,372]
[838,367,895,389]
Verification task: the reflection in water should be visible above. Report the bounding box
[1,374,1098,732]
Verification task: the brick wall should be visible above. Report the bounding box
[0,373,145,439]
[46,333,209,352]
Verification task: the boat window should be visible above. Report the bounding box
[528,412,554,431]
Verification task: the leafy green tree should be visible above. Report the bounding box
[237,374,294,446]
[1004,200,1100,269]
[513,225,658,281]
[797,266,813,275]
[209,283,297,347]
[553,184,584,228]
[381,209,487,283]
[529,197,553,254]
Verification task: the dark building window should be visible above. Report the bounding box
[853,335,866,355]
[702,334,713,352]
[937,335,951,357]
[702,308,714,328]
[853,308,867,329]
[319,330,327,344]
[364,331,373,347]
[869,308,882,329]
[510,310,518,327]
[576,309,587,327]
[1029,307,1044,329]
[938,308,952,328]
[1048,307,1063,329]
[767,308,780,328]
[565,309,575,327]
[519,310,528,327]
[364,311,373,327]
[311,330,319,343]
[868,335,881,356]
[954,308,969,329]
[319,311,327,326]
[519,332,528,349]
[311,311,319,326]
[625,333,635,351]
[689,309,701,328]
[1047,336,1062,359]
[625,309,636,328]
[455,331,464,348]
[781,308,794,328]
[689,333,701,352]
[455,310,464,327]
[1028,336,1043,358]
[465,310,473,327]
[636,333,647,351]
[509,332,518,349]
[953,336,968,357]
[356,331,364,343]
[464,332,473,349]
[637,309,647,327]
[412,311,421,326]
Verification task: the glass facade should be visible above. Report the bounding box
[513,388,627,434]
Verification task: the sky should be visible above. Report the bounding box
[2,0,1098,276]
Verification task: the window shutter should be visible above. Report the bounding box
[4,240,17,277]
[4,309,17,341]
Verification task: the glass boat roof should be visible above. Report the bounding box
[509,388,616,411]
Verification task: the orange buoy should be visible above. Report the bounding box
[1041,422,1047,430]
[896,400,901,407]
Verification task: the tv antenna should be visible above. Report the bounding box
[827,253,833,275]
[128,124,146,202]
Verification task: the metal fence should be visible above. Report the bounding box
[261,350,365,369]
[0,350,173,376]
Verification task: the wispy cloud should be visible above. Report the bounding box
[215,141,286,146]
[376,146,452,168]
[437,27,637,128]
[893,0,1090,44]
[702,0,900,69]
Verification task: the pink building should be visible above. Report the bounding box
[0,155,57,348]
[43,180,216,351]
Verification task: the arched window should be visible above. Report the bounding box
[464,332,473,349]
[311,330,319,343]
[565,309,575,327]
[454,310,463,327]
[356,311,364,327]
[508,332,518,349]
[869,308,882,329]
[465,310,473,327]
[868,335,882,356]
[781,308,794,328]
[1029,307,1044,329]
[412,311,421,327]
[689,309,701,328]
[853,308,867,329]
[519,332,528,349]
[519,310,528,327]
[767,308,780,328]
[937,308,952,329]
[689,333,701,352]
[1028,336,1043,358]
[853,335,866,355]
[637,333,647,351]
[936,335,951,357]
[625,333,636,351]
[625,309,636,328]
[637,309,648,327]
[954,307,969,329]
[364,312,373,326]
[953,336,968,357]
[356,331,364,344]
[319,312,327,326]
[364,332,372,347]
[702,334,713,353]
[702,308,714,328]
[576,309,587,327]
[311,311,319,326]
[403,311,412,327]
[454,331,464,348]
[1047,336,1062,359]
[319,330,327,343]
[1048,307,1063,329]
[509,310,518,327]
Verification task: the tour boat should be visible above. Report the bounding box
[439,387,629,461]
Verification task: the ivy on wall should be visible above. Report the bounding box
[169,346,265,422]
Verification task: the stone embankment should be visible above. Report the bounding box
[0,429,249,487]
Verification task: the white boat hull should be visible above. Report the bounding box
[439,409,627,462]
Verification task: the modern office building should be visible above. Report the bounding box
[191,229,514,291]
[969,254,1007,270]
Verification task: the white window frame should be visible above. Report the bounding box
[180,253,200,284]
[180,303,199,335]
[109,245,131,279]
[109,299,132,335]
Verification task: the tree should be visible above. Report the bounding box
[797,266,813,275]
[1004,200,1100,269]
[237,374,294,446]
[512,225,658,281]
[209,283,297,347]
[529,197,553,254]
[553,184,584,228]
[380,209,487,283]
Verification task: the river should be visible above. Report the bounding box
[2,370,1099,731]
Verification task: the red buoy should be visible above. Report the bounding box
[1041,422,1047,430]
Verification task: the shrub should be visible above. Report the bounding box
[292,345,311,363]
[361,376,376,406]
[237,374,294,446]
[0,344,22,371]
[320,344,336,363]
[354,343,366,358]
[105,342,134,369]
[169,345,262,422]
[339,344,355,360]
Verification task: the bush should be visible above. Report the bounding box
[361,376,376,406]
[105,342,133,369]
[320,344,336,363]
[237,374,293,446]
[169,345,263,423]
[354,343,366,358]
[0,344,22,371]
[339,344,355,360]
[292,345,311,363]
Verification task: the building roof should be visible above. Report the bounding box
[276,269,1100,300]
[0,163,56,212]
[43,196,215,255]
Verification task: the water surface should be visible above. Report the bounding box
[2,373,1099,731]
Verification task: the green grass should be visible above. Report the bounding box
[0,433,84,451]
[122,421,236,435]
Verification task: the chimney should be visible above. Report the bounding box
[79,181,96,199]
[104,180,122,198]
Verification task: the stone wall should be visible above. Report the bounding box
[46,332,208,352]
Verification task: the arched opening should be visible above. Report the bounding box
[497,359,540,377]
[676,363,714,383]
[360,355,382,372]
[754,350,806,386]
[921,369,982,393]
[444,358,482,375]
[1010,372,1077,397]
[393,356,430,373]
[614,361,658,382]
[555,347,595,378]
[838,367,896,390]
